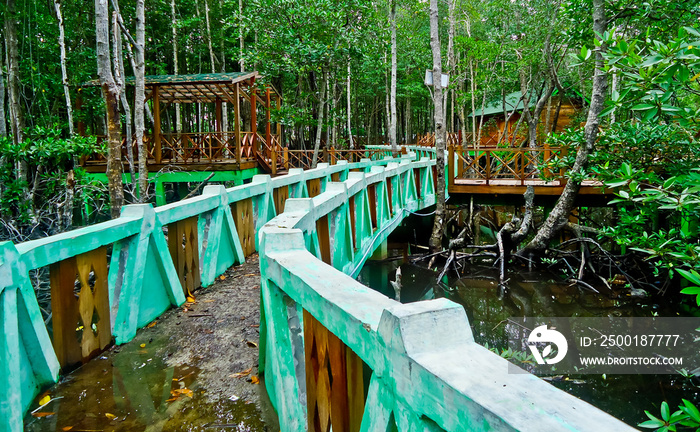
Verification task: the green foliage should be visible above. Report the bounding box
[603,27,700,125]
[0,128,107,240]
[639,400,700,431]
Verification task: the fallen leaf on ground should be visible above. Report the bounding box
[31,412,55,418]
[61,427,73,431]
[39,395,51,406]
[249,324,259,328]
[147,321,157,328]
[203,299,215,303]
[219,275,227,280]
[105,413,117,420]
[140,343,146,348]
[246,340,258,348]
[170,388,194,399]
[243,273,256,277]
[186,296,196,303]
[229,367,253,378]
[251,376,260,384]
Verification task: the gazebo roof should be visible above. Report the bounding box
[82,71,280,104]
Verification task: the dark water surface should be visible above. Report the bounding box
[24,331,270,432]
[358,256,700,427]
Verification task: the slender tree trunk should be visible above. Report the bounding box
[54,0,74,136]
[522,0,607,254]
[239,0,245,70]
[171,0,181,133]
[219,0,228,134]
[331,71,337,148]
[429,0,446,251]
[204,0,216,73]
[405,97,411,144]
[96,0,124,218]
[311,69,327,168]
[134,0,147,201]
[5,0,27,186]
[389,0,398,155]
[346,60,353,149]
[112,11,135,194]
[0,41,7,138]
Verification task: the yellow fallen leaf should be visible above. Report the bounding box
[39,395,51,406]
[251,375,260,384]
[31,412,55,418]
[186,296,196,303]
[140,343,146,348]
[246,340,258,348]
[147,321,157,328]
[62,427,73,431]
[219,275,227,280]
[229,367,253,378]
[105,413,117,420]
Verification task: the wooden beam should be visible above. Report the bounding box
[214,83,237,105]
[266,87,271,153]
[251,90,257,150]
[154,85,162,163]
[234,83,241,164]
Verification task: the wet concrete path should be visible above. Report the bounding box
[24,254,280,432]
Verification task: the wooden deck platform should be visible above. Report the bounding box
[450,178,607,195]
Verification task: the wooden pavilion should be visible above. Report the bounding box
[81,72,284,175]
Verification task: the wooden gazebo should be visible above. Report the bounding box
[81,72,284,174]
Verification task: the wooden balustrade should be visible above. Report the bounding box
[449,145,569,185]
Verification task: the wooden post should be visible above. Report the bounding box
[251,89,258,154]
[215,97,223,133]
[154,85,162,163]
[234,83,241,164]
[486,151,491,185]
[266,87,272,154]
[276,95,282,144]
[284,147,289,170]
[448,145,455,189]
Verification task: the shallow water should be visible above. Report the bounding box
[357,257,700,427]
[24,331,270,432]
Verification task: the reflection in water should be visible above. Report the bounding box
[358,258,700,426]
[24,333,268,431]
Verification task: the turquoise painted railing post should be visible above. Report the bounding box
[109,204,186,344]
[0,242,60,432]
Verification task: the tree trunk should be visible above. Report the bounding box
[112,11,135,194]
[429,0,446,251]
[54,0,74,137]
[389,0,397,155]
[0,41,7,138]
[405,97,411,144]
[311,69,327,168]
[522,0,607,254]
[171,0,181,133]
[204,0,216,73]
[238,0,245,70]
[96,0,124,218]
[134,0,147,201]
[346,60,353,149]
[5,0,27,186]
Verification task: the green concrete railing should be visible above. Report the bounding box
[0,148,406,432]
[258,147,635,431]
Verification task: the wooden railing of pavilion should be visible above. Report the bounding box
[448,145,569,186]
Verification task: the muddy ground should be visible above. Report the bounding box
[24,254,280,432]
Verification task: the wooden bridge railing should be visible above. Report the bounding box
[84,131,283,167]
[0,152,414,432]
[448,145,571,186]
[258,145,634,431]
